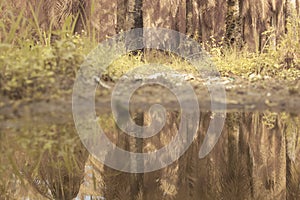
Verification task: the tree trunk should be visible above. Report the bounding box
[225,0,242,48]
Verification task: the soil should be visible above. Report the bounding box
[1,75,300,129]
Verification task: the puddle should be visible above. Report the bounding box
[1,109,299,199]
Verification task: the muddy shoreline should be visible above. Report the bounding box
[1,77,299,125]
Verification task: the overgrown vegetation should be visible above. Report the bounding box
[0,1,299,100]
[210,10,300,81]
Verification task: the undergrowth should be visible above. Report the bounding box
[0,1,299,101]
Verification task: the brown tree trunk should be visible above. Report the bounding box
[297,0,300,15]
[225,0,242,48]
[125,0,143,29]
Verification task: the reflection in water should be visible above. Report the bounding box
[0,122,89,200]
[80,112,300,200]
[1,112,300,199]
